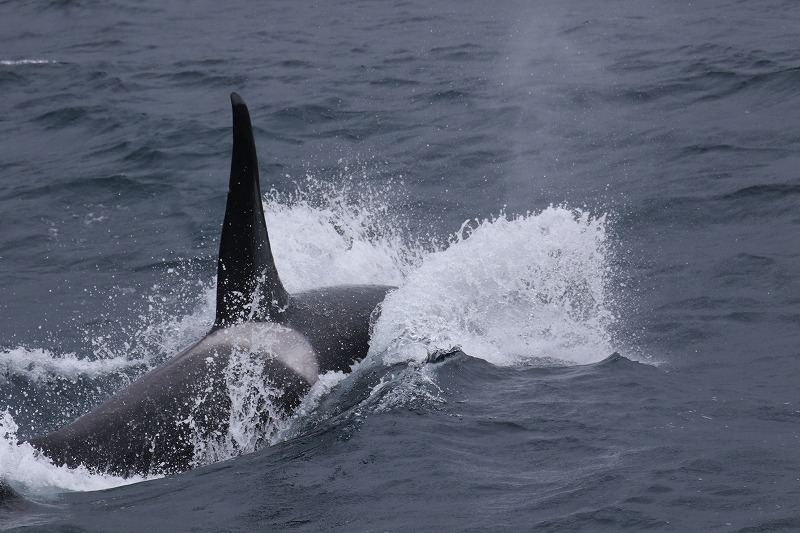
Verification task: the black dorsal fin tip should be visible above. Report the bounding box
[214,93,288,327]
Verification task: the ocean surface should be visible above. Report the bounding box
[1,0,799,530]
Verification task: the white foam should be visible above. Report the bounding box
[0,411,150,497]
[0,59,54,66]
[369,206,616,367]
[263,178,420,292]
[0,347,136,382]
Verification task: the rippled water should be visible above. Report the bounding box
[1,0,799,531]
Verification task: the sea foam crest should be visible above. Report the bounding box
[0,59,54,66]
[369,206,616,367]
[0,347,137,382]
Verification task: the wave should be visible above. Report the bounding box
[0,59,55,66]
[0,347,137,382]
[1,180,620,495]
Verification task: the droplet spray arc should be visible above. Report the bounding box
[25,93,395,478]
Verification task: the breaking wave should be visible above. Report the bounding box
[370,206,616,367]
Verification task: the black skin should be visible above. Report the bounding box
[26,94,394,477]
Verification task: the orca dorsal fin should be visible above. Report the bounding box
[214,93,288,327]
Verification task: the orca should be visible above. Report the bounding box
[26,93,394,478]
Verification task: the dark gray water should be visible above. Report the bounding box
[2,0,799,531]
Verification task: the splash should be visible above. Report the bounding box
[369,206,616,367]
[0,178,622,495]
[275,206,618,437]
[0,347,137,382]
[186,324,315,467]
[272,369,348,444]
[264,175,424,292]
[0,411,150,497]
[0,175,418,493]
[146,175,423,340]
[188,350,286,467]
